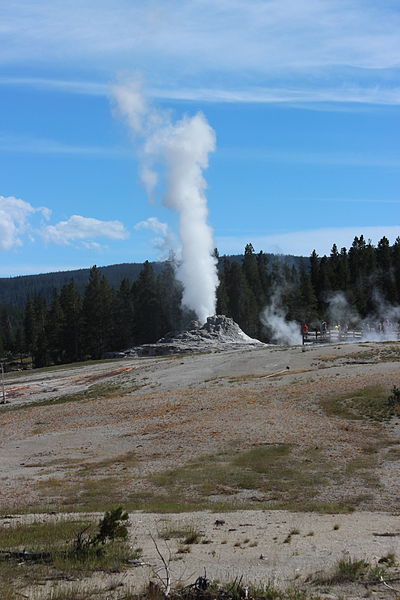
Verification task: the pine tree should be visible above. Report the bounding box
[157,262,182,334]
[32,295,49,368]
[216,257,230,316]
[0,309,14,354]
[60,280,82,363]
[133,261,163,343]
[376,236,396,303]
[82,266,115,359]
[46,290,64,365]
[113,278,135,349]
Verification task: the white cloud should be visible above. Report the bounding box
[1,1,399,105]
[134,217,176,258]
[217,226,400,257]
[0,195,129,251]
[0,195,48,250]
[41,215,129,246]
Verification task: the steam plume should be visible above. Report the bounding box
[326,290,400,342]
[113,80,218,323]
[260,291,302,346]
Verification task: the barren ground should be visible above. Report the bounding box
[1,341,400,598]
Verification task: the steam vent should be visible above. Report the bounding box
[122,315,263,357]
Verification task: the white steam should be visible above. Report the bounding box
[325,291,400,342]
[113,80,218,323]
[260,293,302,346]
[325,291,359,326]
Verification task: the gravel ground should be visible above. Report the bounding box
[1,341,400,598]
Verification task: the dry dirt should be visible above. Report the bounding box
[1,341,400,597]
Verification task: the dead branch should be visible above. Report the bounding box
[364,576,400,586]
[150,534,171,597]
[263,369,287,379]
[380,575,400,594]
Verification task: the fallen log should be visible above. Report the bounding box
[0,549,52,561]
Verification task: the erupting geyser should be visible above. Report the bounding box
[113,80,218,323]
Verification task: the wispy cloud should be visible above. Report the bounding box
[152,85,400,106]
[2,78,400,107]
[217,147,400,168]
[1,1,399,105]
[0,133,125,157]
[0,77,107,96]
[217,226,400,257]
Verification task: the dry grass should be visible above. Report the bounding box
[0,516,136,599]
[151,443,344,511]
[320,385,396,421]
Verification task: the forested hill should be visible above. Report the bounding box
[0,253,305,308]
[0,262,161,307]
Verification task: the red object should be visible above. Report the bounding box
[303,324,309,334]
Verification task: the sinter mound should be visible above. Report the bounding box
[123,315,263,356]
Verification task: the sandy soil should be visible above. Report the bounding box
[1,341,400,597]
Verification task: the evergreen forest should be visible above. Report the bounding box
[0,234,399,369]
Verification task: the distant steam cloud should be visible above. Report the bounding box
[113,79,218,323]
[326,290,400,342]
[260,291,302,346]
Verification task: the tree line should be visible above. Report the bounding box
[1,234,399,368]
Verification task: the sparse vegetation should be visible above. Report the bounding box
[0,508,137,599]
[2,381,132,412]
[313,555,391,585]
[159,523,202,544]
[320,385,399,421]
[387,385,400,414]
[151,443,338,512]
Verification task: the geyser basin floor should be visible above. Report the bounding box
[1,340,400,515]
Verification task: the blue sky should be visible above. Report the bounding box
[0,0,399,277]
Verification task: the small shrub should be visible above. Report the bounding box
[318,556,369,584]
[387,386,400,412]
[334,557,368,582]
[184,528,202,545]
[159,524,201,543]
[378,552,396,567]
[70,506,129,559]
